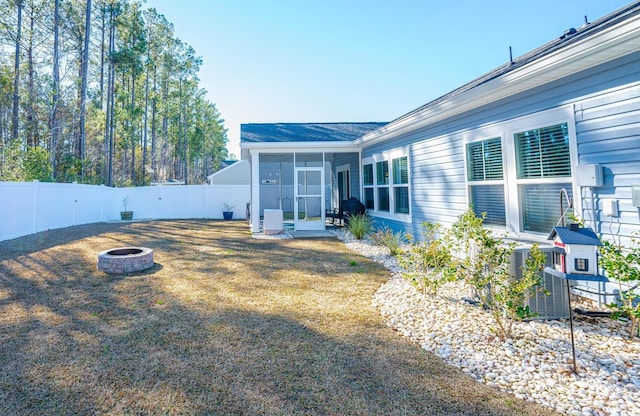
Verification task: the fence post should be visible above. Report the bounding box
[32,180,39,235]
[100,185,106,222]
[203,185,208,219]
[72,182,78,226]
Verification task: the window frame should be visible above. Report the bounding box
[392,155,410,215]
[376,160,390,212]
[465,136,506,226]
[362,163,374,210]
[361,147,411,222]
[575,258,588,272]
[463,106,579,239]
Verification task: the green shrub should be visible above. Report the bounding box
[0,139,25,181]
[23,146,52,181]
[599,235,640,339]
[448,208,546,339]
[346,212,373,240]
[371,226,407,256]
[399,222,454,294]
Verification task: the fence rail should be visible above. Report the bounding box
[0,181,250,242]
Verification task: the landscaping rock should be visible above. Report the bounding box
[333,229,640,416]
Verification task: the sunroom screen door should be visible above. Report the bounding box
[294,167,325,231]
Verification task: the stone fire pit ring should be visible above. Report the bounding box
[97,247,154,274]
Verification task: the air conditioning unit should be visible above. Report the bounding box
[509,244,570,319]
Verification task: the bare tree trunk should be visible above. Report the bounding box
[161,112,168,181]
[142,60,150,184]
[108,58,115,186]
[120,73,127,184]
[150,66,157,181]
[130,71,136,184]
[130,138,135,184]
[79,0,92,181]
[104,70,111,183]
[177,78,182,182]
[105,5,116,186]
[26,5,40,149]
[182,92,188,185]
[99,3,106,108]
[50,0,60,179]
[12,0,24,142]
[161,76,168,181]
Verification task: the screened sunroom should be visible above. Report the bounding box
[240,122,386,233]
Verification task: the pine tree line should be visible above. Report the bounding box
[0,0,229,186]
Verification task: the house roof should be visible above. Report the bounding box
[355,2,640,146]
[240,122,387,144]
[548,226,602,246]
[397,4,640,119]
[239,3,640,151]
[219,160,237,169]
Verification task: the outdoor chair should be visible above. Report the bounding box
[325,197,365,226]
[326,200,345,226]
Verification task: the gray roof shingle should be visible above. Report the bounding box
[241,122,388,143]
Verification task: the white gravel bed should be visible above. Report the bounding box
[333,229,640,416]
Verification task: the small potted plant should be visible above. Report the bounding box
[222,202,234,220]
[120,196,133,220]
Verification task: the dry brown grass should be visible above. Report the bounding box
[0,220,558,415]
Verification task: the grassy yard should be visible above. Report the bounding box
[0,220,558,415]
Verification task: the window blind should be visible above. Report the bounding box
[363,164,373,186]
[515,123,570,179]
[394,187,410,214]
[393,157,408,184]
[364,188,374,210]
[522,183,572,232]
[467,138,503,181]
[376,161,389,185]
[377,187,389,211]
[470,185,505,226]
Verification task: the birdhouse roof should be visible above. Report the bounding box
[547,226,602,246]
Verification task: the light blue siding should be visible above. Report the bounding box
[575,82,640,244]
[361,51,640,245]
[333,152,361,201]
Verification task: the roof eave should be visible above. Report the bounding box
[207,159,247,179]
[354,13,640,147]
[240,141,361,156]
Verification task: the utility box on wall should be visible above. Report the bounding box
[632,187,640,207]
[602,199,619,217]
[575,164,603,187]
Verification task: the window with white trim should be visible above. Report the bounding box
[393,156,409,214]
[466,137,505,226]
[464,109,575,235]
[362,150,410,219]
[376,160,389,211]
[363,163,374,209]
[515,123,572,233]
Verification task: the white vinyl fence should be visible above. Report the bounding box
[0,181,250,242]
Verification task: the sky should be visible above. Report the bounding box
[143,0,633,158]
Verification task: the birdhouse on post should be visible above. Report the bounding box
[548,223,602,277]
[545,223,607,374]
